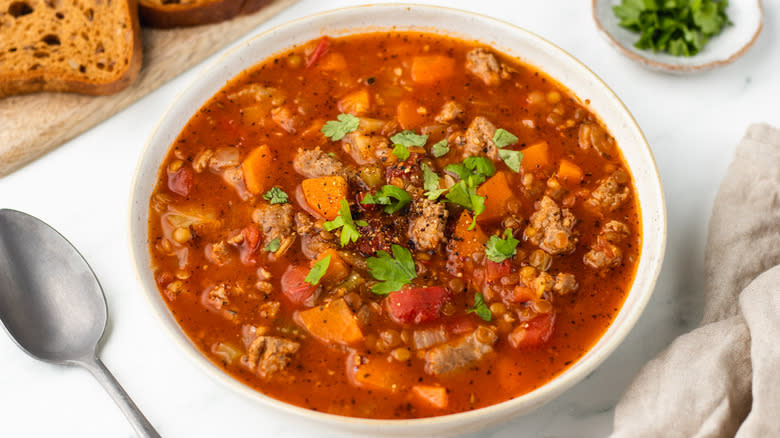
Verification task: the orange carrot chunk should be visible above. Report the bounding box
[452,211,488,258]
[521,141,550,172]
[318,52,347,71]
[312,248,349,284]
[397,99,426,129]
[476,171,517,223]
[242,145,273,195]
[338,89,370,116]
[295,298,363,345]
[301,176,348,220]
[557,159,584,183]
[410,55,456,84]
[411,385,448,409]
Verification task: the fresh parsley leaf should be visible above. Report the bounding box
[321,113,360,141]
[431,139,450,158]
[305,255,330,285]
[262,186,289,204]
[485,229,520,263]
[365,244,417,295]
[613,0,730,57]
[464,156,496,178]
[421,163,447,200]
[263,237,281,253]
[361,185,411,214]
[444,180,485,230]
[467,293,492,322]
[323,200,364,247]
[390,130,428,147]
[498,149,523,173]
[393,144,410,161]
[493,128,519,148]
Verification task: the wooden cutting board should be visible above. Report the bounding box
[0,0,296,177]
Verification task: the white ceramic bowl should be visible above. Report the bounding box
[130,4,666,437]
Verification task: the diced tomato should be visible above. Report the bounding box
[167,166,193,197]
[508,312,556,348]
[447,316,476,335]
[306,36,330,68]
[280,264,318,307]
[485,260,511,283]
[236,224,261,265]
[386,287,451,324]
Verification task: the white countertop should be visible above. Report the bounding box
[1,1,778,437]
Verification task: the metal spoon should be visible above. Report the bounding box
[0,209,160,438]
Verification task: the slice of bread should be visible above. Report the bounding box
[139,0,270,28]
[0,0,142,97]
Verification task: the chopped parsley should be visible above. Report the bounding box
[322,200,368,247]
[493,128,519,148]
[365,244,417,295]
[361,185,412,214]
[390,130,428,147]
[263,237,281,253]
[262,186,289,204]
[467,292,492,322]
[485,229,520,263]
[305,255,330,285]
[321,113,360,141]
[431,139,450,158]
[613,0,731,57]
[421,163,447,201]
[392,144,410,161]
[443,156,495,229]
[445,181,485,230]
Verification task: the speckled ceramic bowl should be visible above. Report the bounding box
[593,0,764,73]
[130,4,667,436]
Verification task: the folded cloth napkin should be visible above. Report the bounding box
[610,123,780,438]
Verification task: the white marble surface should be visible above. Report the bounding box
[1,1,778,437]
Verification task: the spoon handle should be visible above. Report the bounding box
[81,357,161,438]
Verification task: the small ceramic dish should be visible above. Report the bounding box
[593,0,764,73]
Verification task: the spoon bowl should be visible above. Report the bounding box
[0,209,159,438]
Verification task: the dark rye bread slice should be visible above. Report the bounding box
[139,0,270,28]
[0,0,142,97]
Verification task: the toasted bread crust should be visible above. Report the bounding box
[0,0,143,97]
[139,0,271,28]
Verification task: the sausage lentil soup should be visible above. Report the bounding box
[148,33,640,419]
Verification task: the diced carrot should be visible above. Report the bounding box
[411,385,448,409]
[313,248,349,284]
[242,145,273,195]
[301,176,348,220]
[318,52,347,71]
[396,99,426,129]
[346,352,404,392]
[557,159,583,183]
[338,89,370,116]
[451,211,488,258]
[301,118,326,137]
[476,171,517,223]
[411,55,456,84]
[295,298,363,345]
[521,141,550,172]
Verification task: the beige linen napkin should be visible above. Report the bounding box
[611,123,780,438]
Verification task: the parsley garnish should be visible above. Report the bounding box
[613,0,731,57]
[393,144,410,161]
[498,149,523,173]
[321,113,360,141]
[467,293,492,322]
[390,130,428,147]
[485,229,520,263]
[431,139,450,158]
[421,164,447,201]
[305,255,330,285]
[366,244,417,295]
[361,185,411,214]
[263,237,281,253]
[493,128,519,148]
[262,187,289,204]
[492,128,523,173]
[443,157,495,229]
[445,181,485,230]
[322,200,368,247]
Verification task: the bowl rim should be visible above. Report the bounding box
[129,2,667,431]
[591,0,764,74]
